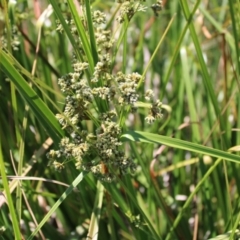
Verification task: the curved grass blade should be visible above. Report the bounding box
[0,49,64,141]
[121,131,240,163]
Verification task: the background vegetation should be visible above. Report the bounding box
[0,0,240,239]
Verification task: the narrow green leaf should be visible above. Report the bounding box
[179,0,227,148]
[85,0,98,65]
[87,181,104,239]
[67,0,94,73]
[121,131,240,163]
[228,0,240,74]
[0,49,64,141]
[161,0,201,98]
[27,172,86,240]
[0,135,22,240]
[47,0,83,63]
[180,47,200,142]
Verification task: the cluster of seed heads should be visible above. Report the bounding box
[48,1,162,182]
[116,1,147,23]
[0,24,20,51]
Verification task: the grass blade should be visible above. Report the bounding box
[121,130,240,163]
[27,172,86,240]
[67,0,94,73]
[0,49,64,141]
[0,136,22,240]
[166,158,223,240]
[87,181,104,240]
[179,0,227,148]
[85,0,98,65]
[47,0,83,63]
[228,0,240,74]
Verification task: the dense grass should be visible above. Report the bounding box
[0,0,240,239]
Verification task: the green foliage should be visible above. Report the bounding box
[0,0,240,239]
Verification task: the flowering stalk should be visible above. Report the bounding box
[47,0,163,182]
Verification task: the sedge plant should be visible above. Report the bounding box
[0,0,240,240]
